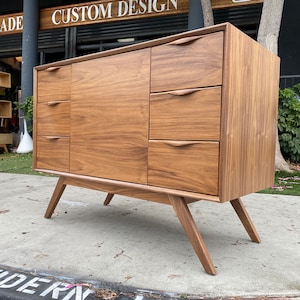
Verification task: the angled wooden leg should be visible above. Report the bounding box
[230,198,261,243]
[103,193,114,206]
[44,176,67,219]
[168,195,217,275]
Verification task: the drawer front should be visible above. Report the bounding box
[37,65,71,102]
[151,32,223,92]
[36,136,69,172]
[150,87,221,140]
[148,141,219,195]
[37,101,70,136]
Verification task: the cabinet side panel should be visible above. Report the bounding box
[33,69,38,169]
[70,49,150,184]
[220,25,280,201]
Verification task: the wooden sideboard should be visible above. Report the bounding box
[33,23,280,275]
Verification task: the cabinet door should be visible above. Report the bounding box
[148,141,219,195]
[70,49,150,184]
[150,87,221,140]
[151,32,223,92]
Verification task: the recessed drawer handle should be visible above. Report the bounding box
[46,66,61,72]
[167,36,203,46]
[167,89,199,96]
[45,136,60,140]
[164,141,199,147]
[47,101,64,106]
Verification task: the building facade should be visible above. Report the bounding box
[0,0,299,147]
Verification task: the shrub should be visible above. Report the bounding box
[14,96,33,133]
[278,83,300,162]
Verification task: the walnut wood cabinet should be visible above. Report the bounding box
[33,23,280,275]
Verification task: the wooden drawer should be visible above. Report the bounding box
[36,100,70,136]
[148,141,219,195]
[150,87,221,140]
[37,65,71,102]
[36,136,69,172]
[151,32,223,92]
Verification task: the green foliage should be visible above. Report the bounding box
[278,83,300,162]
[259,169,300,196]
[0,152,55,176]
[14,95,33,133]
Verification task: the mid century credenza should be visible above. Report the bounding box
[33,23,280,275]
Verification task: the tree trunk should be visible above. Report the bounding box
[200,0,214,26]
[257,0,291,172]
[257,0,284,55]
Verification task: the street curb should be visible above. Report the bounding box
[0,265,182,300]
[1,265,299,300]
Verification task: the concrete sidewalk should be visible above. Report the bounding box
[0,173,299,299]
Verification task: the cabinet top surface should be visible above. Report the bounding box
[35,23,233,70]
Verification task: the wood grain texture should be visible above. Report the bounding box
[33,69,38,170]
[151,32,223,92]
[219,25,280,201]
[34,169,220,202]
[34,23,279,202]
[37,65,71,102]
[150,87,221,140]
[36,137,70,172]
[148,141,219,195]
[35,24,228,71]
[44,176,67,218]
[103,193,114,205]
[230,198,261,243]
[36,101,70,136]
[64,176,171,204]
[70,49,150,184]
[33,23,276,275]
[168,195,217,275]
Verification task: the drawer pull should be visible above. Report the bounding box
[164,141,199,147]
[168,36,203,46]
[46,66,61,72]
[167,89,199,96]
[47,101,65,106]
[45,136,60,140]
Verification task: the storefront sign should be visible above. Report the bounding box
[39,0,187,30]
[0,13,23,35]
[0,0,263,35]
